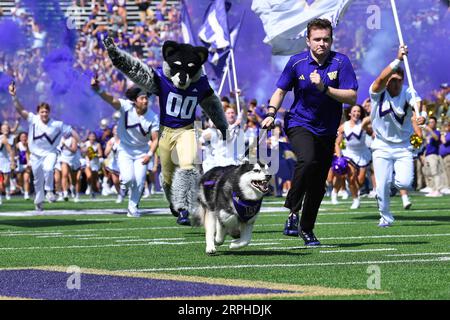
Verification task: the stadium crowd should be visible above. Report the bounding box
[0,0,449,209]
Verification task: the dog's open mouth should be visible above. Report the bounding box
[251,180,270,193]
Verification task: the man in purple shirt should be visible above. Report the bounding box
[262,19,358,245]
[424,116,443,196]
[440,121,450,194]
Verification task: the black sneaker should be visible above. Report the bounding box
[299,229,321,246]
[283,213,299,237]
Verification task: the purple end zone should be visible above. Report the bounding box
[0,270,294,300]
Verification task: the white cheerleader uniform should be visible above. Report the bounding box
[0,135,13,174]
[15,141,29,173]
[370,84,421,224]
[117,99,159,214]
[27,112,72,206]
[342,120,372,168]
[106,139,120,175]
[60,137,81,171]
[84,140,101,172]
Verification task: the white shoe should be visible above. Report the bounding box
[143,188,150,198]
[5,193,11,200]
[368,190,377,198]
[115,194,123,204]
[46,191,56,203]
[0,196,2,205]
[402,195,412,209]
[378,218,393,228]
[331,191,339,205]
[350,198,360,209]
[101,185,110,196]
[35,202,44,212]
[24,192,30,200]
[420,187,432,193]
[440,188,450,195]
[341,190,349,200]
[425,191,443,197]
[85,185,91,195]
[127,208,141,218]
[73,195,80,203]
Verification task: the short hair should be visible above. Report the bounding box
[36,102,50,112]
[125,86,149,101]
[249,98,257,106]
[221,96,230,103]
[429,116,437,123]
[307,18,333,39]
[224,105,236,113]
[393,67,404,79]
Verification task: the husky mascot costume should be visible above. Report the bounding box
[103,37,228,226]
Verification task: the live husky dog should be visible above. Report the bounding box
[192,162,271,255]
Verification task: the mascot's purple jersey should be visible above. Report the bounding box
[154,67,212,128]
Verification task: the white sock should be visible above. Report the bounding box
[401,194,409,202]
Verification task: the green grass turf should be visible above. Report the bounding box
[0,193,449,300]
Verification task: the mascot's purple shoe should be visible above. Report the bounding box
[176,210,191,226]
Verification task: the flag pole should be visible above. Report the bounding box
[227,61,233,95]
[230,48,241,116]
[390,0,420,116]
[218,55,230,96]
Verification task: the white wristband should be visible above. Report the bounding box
[389,59,401,71]
[420,111,427,120]
[147,150,153,157]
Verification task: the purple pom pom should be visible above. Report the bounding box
[332,156,349,175]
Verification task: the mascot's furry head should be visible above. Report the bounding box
[162,41,208,90]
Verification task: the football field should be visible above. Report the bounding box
[0,193,449,300]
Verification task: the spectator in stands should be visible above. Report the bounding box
[424,116,443,197]
[136,0,154,23]
[440,121,450,194]
[104,0,115,19]
[110,6,127,36]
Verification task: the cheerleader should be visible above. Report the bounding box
[59,131,82,202]
[82,131,103,198]
[0,125,15,204]
[369,45,426,227]
[335,105,372,209]
[104,124,122,203]
[91,77,159,217]
[15,132,31,200]
[9,82,78,211]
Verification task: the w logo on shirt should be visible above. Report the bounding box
[327,71,338,80]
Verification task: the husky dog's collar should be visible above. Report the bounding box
[232,192,262,222]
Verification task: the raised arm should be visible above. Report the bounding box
[103,37,157,92]
[91,75,121,110]
[8,82,29,120]
[371,45,407,93]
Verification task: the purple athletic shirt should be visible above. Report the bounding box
[425,130,441,156]
[154,67,212,128]
[439,132,450,157]
[277,50,358,136]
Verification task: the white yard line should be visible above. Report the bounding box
[319,248,398,254]
[386,252,450,257]
[119,257,450,272]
